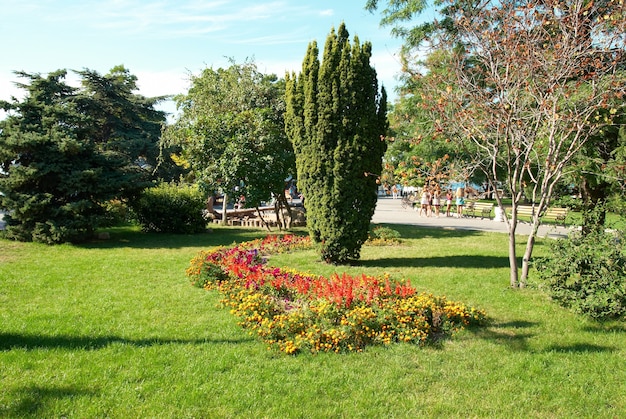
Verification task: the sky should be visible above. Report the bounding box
[0,0,408,119]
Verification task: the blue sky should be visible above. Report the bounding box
[0,1,408,117]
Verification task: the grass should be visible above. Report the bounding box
[1,223,625,418]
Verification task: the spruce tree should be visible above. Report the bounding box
[285,23,388,263]
[0,69,165,243]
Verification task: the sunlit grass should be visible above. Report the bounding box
[1,224,624,417]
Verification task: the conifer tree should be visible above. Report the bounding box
[0,69,166,243]
[285,23,388,263]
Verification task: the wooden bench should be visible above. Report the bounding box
[514,205,536,221]
[465,201,494,219]
[542,207,568,227]
[511,205,568,226]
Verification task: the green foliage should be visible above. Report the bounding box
[536,229,626,320]
[0,68,168,244]
[285,23,388,264]
[163,60,294,209]
[0,71,107,243]
[131,183,206,233]
[550,194,584,211]
[75,66,183,182]
[100,200,132,227]
[383,51,472,189]
[367,225,402,245]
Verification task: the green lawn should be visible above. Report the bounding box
[1,224,625,418]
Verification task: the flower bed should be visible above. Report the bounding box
[187,234,487,354]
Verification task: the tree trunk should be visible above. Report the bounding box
[221,192,229,225]
[520,229,537,287]
[520,203,546,285]
[580,178,609,235]
[255,206,272,231]
[494,183,520,288]
[505,208,520,287]
[508,231,519,288]
[276,193,294,229]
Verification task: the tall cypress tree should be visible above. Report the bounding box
[285,23,388,263]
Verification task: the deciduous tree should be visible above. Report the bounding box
[368,0,626,286]
[162,60,294,225]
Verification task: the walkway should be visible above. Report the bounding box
[371,196,573,239]
[0,198,573,238]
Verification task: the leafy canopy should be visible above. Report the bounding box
[162,60,294,209]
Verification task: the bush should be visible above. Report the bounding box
[551,195,584,211]
[130,183,206,234]
[367,225,402,245]
[535,229,626,320]
[100,200,131,227]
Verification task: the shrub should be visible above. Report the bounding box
[367,225,402,245]
[535,229,626,320]
[131,183,206,233]
[100,200,131,227]
[551,194,583,211]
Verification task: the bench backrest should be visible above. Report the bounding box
[544,207,568,215]
[514,205,567,223]
[468,202,493,210]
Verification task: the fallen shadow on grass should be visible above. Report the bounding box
[79,225,278,250]
[544,343,617,354]
[358,254,510,269]
[373,223,485,240]
[468,321,618,354]
[1,385,97,418]
[468,320,538,352]
[582,323,626,334]
[0,332,254,351]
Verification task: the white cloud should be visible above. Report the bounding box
[33,1,315,40]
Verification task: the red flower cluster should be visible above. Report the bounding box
[187,234,487,354]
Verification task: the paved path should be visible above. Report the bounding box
[0,198,573,238]
[371,196,573,239]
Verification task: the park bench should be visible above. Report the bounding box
[512,205,568,227]
[465,201,494,219]
[541,207,568,227]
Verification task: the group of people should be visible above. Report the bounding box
[416,186,466,218]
